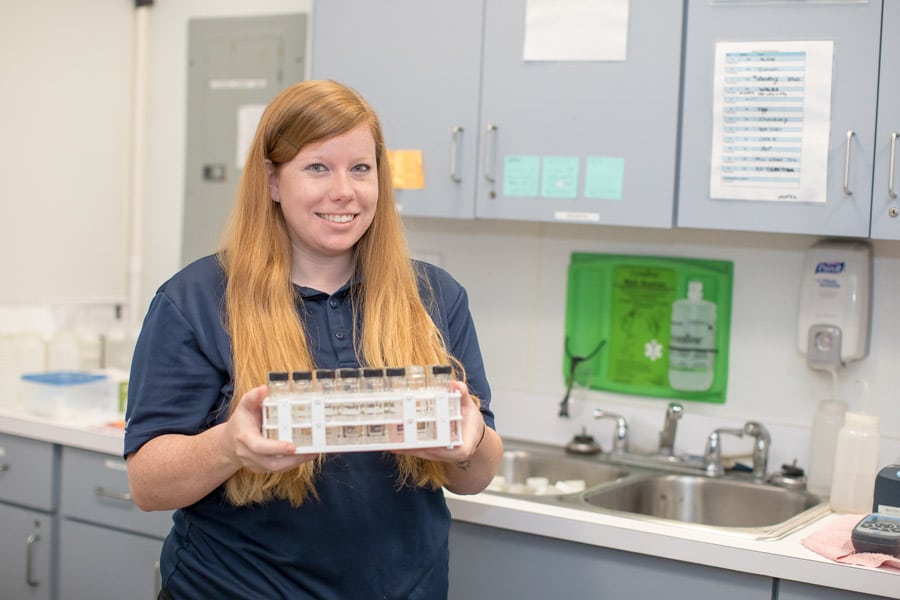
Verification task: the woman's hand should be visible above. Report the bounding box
[392,381,503,494]
[225,385,318,474]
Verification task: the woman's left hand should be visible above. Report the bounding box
[392,381,503,495]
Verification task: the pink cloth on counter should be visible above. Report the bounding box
[802,513,900,571]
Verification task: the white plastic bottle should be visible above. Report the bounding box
[806,398,847,496]
[829,411,881,513]
[668,281,716,392]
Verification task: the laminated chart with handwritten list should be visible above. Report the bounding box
[710,41,834,203]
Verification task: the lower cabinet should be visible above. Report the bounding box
[0,433,58,600]
[0,503,55,600]
[59,519,163,600]
[775,579,894,600]
[58,446,174,600]
[449,521,772,599]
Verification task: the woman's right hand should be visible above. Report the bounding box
[226,384,319,474]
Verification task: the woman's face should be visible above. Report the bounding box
[268,124,379,266]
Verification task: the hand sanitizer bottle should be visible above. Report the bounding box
[668,281,716,392]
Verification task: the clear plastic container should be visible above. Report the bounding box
[829,411,881,513]
[21,371,110,418]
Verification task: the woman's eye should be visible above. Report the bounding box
[307,163,327,173]
[352,163,372,174]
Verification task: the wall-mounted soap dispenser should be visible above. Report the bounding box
[797,239,873,371]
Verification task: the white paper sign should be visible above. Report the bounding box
[523,0,629,62]
[710,41,834,203]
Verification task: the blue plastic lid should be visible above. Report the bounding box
[21,371,108,386]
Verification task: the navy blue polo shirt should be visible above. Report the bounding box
[124,255,493,599]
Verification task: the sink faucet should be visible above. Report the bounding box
[703,427,744,477]
[743,421,771,481]
[658,402,683,456]
[593,409,629,453]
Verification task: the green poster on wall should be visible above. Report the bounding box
[564,253,734,404]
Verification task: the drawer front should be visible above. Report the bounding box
[0,433,57,511]
[61,446,173,538]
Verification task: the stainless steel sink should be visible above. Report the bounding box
[580,472,829,539]
[486,439,830,540]
[490,446,627,497]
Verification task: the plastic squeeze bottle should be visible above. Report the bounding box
[829,411,881,513]
[806,397,847,496]
[668,281,716,392]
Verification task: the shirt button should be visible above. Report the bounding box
[329,299,339,308]
[335,331,345,340]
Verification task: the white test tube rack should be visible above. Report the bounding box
[262,367,463,454]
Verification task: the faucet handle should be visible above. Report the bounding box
[593,409,629,453]
[703,427,744,477]
[743,421,771,480]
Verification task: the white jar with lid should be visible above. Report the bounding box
[829,411,880,513]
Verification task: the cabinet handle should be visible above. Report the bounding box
[25,532,40,587]
[450,126,464,183]
[843,130,855,196]
[889,132,898,199]
[95,486,133,503]
[483,124,498,183]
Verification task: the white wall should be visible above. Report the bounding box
[4,0,898,472]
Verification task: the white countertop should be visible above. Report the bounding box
[1,407,897,597]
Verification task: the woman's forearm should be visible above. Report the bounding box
[444,425,503,495]
[126,426,239,511]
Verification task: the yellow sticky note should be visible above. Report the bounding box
[386,149,425,190]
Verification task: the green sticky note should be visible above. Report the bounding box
[584,156,625,200]
[502,155,540,197]
[541,156,579,198]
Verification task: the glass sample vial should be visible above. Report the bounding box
[267,371,291,419]
[384,367,406,417]
[265,371,291,440]
[314,369,336,417]
[291,371,313,422]
[668,281,716,392]
[362,368,386,418]
[336,368,361,419]
[428,364,453,389]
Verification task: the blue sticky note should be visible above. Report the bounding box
[541,156,579,199]
[503,155,540,197]
[584,156,625,200]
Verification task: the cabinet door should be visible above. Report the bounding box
[311,0,484,219]
[60,447,173,538]
[475,0,683,227]
[870,1,900,240]
[449,521,772,599]
[0,433,57,511]
[59,519,163,600]
[0,504,54,600]
[677,0,882,236]
[776,579,892,600]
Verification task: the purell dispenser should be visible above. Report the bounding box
[797,240,872,371]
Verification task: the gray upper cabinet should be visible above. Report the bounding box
[311,1,683,227]
[310,1,484,219]
[677,0,883,237]
[870,1,900,240]
[475,0,683,228]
